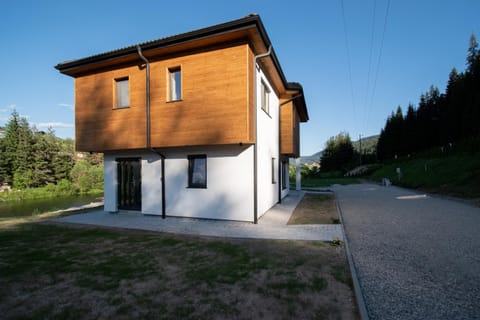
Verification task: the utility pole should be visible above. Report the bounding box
[359,134,362,165]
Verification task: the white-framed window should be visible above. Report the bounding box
[282,160,288,190]
[188,155,207,188]
[261,80,270,114]
[115,77,129,108]
[272,157,276,184]
[168,67,182,101]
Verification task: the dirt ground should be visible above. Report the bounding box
[288,193,340,225]
[0,222,358,320]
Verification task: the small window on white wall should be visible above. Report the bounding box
[272,157,276,184]
[115,78,129,108]
[261,80,270,114]
[188,155,206,188]
[282,161,288,190]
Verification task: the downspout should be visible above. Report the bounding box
[137,45,167,219]
[278,104,282,204]
[253,45,272,224]
[137,45,151,149]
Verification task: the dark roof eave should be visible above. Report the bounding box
[56,14,278,74]
[286,82,309,122]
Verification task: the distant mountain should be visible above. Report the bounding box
[299,150,323,164]
[352,134,379,154]
[299,134,379,164]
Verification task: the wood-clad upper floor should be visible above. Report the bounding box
[280,101,301,157]
[74,43,253,151]
[56,14,308,153]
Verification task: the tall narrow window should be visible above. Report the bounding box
[115,78,129,108]
[282,161,288,190]
[272,157,276,184]
[261,80,270,114]
[188,155,207,188]
[168,67,182,101]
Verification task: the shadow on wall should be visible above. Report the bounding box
[162,145,254,222]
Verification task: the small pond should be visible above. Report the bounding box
[0,194,103,218]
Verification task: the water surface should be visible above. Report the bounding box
[0,194,103,218]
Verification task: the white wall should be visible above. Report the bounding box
[103,145,255,222]
[256,65,280,217]
[163,145,254,221]
[104,154,117,212]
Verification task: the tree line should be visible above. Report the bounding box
[0,111,102,193]
[377,34,480,160]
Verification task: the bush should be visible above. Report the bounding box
[70,160,103,193]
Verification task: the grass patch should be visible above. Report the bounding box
[288,193,340,225]
[0,222,358,319]
[294,176,360,188]
[369,153,480,198]
[331,264,354,289]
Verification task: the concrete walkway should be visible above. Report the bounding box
[334,183,480,320]
[54,190,343,241]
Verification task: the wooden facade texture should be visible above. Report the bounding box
[58,15,308,153]
[280,101,300,157]
[74,43,254,151]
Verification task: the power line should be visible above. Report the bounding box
[340,0,357,132]
[365,0,391,132]
[363,0,377,133]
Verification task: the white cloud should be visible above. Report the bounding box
[0,104,16,113]
[36,122,74,128]
[58,103,74,111]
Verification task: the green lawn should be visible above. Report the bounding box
[292,176,360,188]
[0,222,358,319]
[369,153,480,198]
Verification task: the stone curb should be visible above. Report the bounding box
[335,195,370,320]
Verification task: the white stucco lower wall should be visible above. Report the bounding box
[104,145,255,222]
[256,66,281,218]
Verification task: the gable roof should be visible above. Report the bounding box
[55,14,308,121]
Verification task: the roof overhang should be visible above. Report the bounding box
[55,14,308,121]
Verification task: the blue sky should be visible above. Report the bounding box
[1,0,479,156]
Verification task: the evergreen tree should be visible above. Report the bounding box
[1,111,21,184]
[320,132,355,172]
[467,33,479,74]
[13,117,34,188]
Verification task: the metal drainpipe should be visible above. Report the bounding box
[253,46,272,224]
[137,45,167,219]
[137,45,151,148]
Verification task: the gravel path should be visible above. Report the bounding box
[334,183,480,320]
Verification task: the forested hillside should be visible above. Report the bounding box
[0,111,102,195]
[377,34,480,160]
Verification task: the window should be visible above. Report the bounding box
[115,78,129,108]
[281,161,288,190]
[188,155,207,188]
[261,80,270,114]
[272,157,276,184]
[168,67,182,101]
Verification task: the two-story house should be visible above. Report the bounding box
[55,14,308,223]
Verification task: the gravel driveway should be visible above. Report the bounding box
[334,183,480,320]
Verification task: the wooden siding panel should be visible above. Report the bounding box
[280,102,294,155]
[150,44,251,147]
[280,101,300,157]
[75,67,146,151]
[74,43,252,151]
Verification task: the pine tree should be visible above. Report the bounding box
[467,33,479,74]
[13,117,34,188]
[1,111,21,185]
